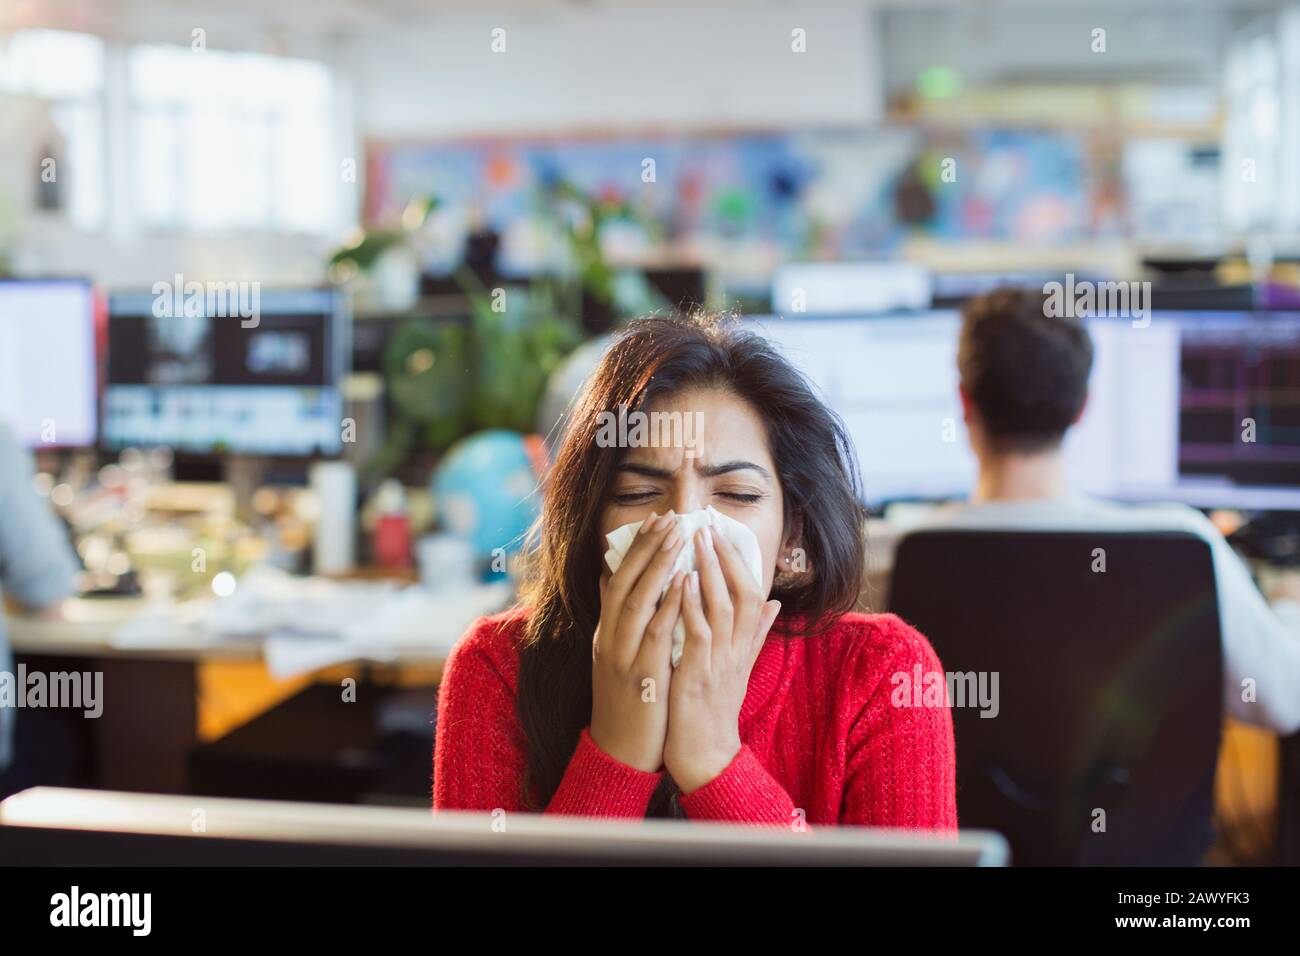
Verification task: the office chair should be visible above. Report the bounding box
[1281,731,1300,865]
[888,530,1223,866]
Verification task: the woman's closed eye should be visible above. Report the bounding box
[714,489,765,504]
[611,488,661,505]
[609,487,767,506]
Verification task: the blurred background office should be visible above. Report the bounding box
[1,0,1299,864]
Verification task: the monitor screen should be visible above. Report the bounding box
[771,261,931,315]
[749,311,1300,511]
[0,279,97,448]
[1113,312,1300,511]
[748,311,975,507]
[103,288,347,456]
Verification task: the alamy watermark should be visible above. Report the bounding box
[152,273,260,328]
[1043,274,1151,328]
[50,886,150,936]
[595,403,704,458]
[0,665,103,718]
[891,664,1000,719]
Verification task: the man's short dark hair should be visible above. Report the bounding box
[958,286,1094,453]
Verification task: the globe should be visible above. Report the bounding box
[432,430,545,565]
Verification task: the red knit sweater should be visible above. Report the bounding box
[433,609,957,829]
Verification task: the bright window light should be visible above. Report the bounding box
[0,29,106,231]
[0,29,103,98]
[128,44,335,234]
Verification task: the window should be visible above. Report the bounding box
[128,44,336,234]
[1222,27,1279,233]
[0,29,106,231]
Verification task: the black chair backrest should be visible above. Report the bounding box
[887,529,1223,866]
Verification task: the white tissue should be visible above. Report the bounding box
[603,506,764,668]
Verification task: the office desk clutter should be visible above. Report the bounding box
[109,566,512,678]
[210,566,510,677]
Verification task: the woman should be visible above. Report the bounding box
[433,313,956,828]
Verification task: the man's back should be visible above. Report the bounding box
[0,424,79,772]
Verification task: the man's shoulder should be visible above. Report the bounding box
[917,495,1221,541]
[1057,497,1224,546]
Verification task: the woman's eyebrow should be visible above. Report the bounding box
[614,463,673,479]
[696,460,772,481]
[614,460,773,481]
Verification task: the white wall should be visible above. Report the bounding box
[347,0,883,139]
[14,219,330,288]
[0,38,354,288]
[4,0,881,286]
[880,5,1231,94]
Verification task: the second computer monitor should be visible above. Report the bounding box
[749,311,974,507]
[750,310,1300,511]
[103,288,347,456]
[1112,312,1300,511]
[0,278,97,449]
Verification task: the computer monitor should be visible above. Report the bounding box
[0,787,1009,866]
[929,271,1079,308]
[748,312,975,508]
[1101,311,1300,511]
[0,278,97,448]
[772,261,931,315]
[103,288,348,456]
[749,310,1300,512]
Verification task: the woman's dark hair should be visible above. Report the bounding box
[958,286,1094,453]
[515,313,866,817]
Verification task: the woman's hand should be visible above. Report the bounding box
[665,524,781,794]
[590,511,686,773]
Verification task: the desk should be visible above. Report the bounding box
[8,597,449,795]
[10,598,261,661]
[8,596,454,665]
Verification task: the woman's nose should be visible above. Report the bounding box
[670,487,704,515]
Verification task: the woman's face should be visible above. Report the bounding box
[598,386,789,597]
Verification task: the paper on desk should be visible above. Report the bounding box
[341,581,514,646]
[201,565,403,639]
[232,566,514,678]
[111,566,514,678]
[110,600,210,648]
[262,633,398,679]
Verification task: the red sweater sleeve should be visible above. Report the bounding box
[433,615,664,818]
[840,616,958,830]
[678,744,804,827]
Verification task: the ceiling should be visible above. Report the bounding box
[3,0,1287,41]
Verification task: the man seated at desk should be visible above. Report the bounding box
[0,423,81,797]
[899,286,1300,736]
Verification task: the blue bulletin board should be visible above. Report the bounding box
[365,126,1094,273]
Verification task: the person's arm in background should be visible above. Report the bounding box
[0,426,78,612]
[0,426,79,778]
[1204,525,1300,735]
[433,616,666,817]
